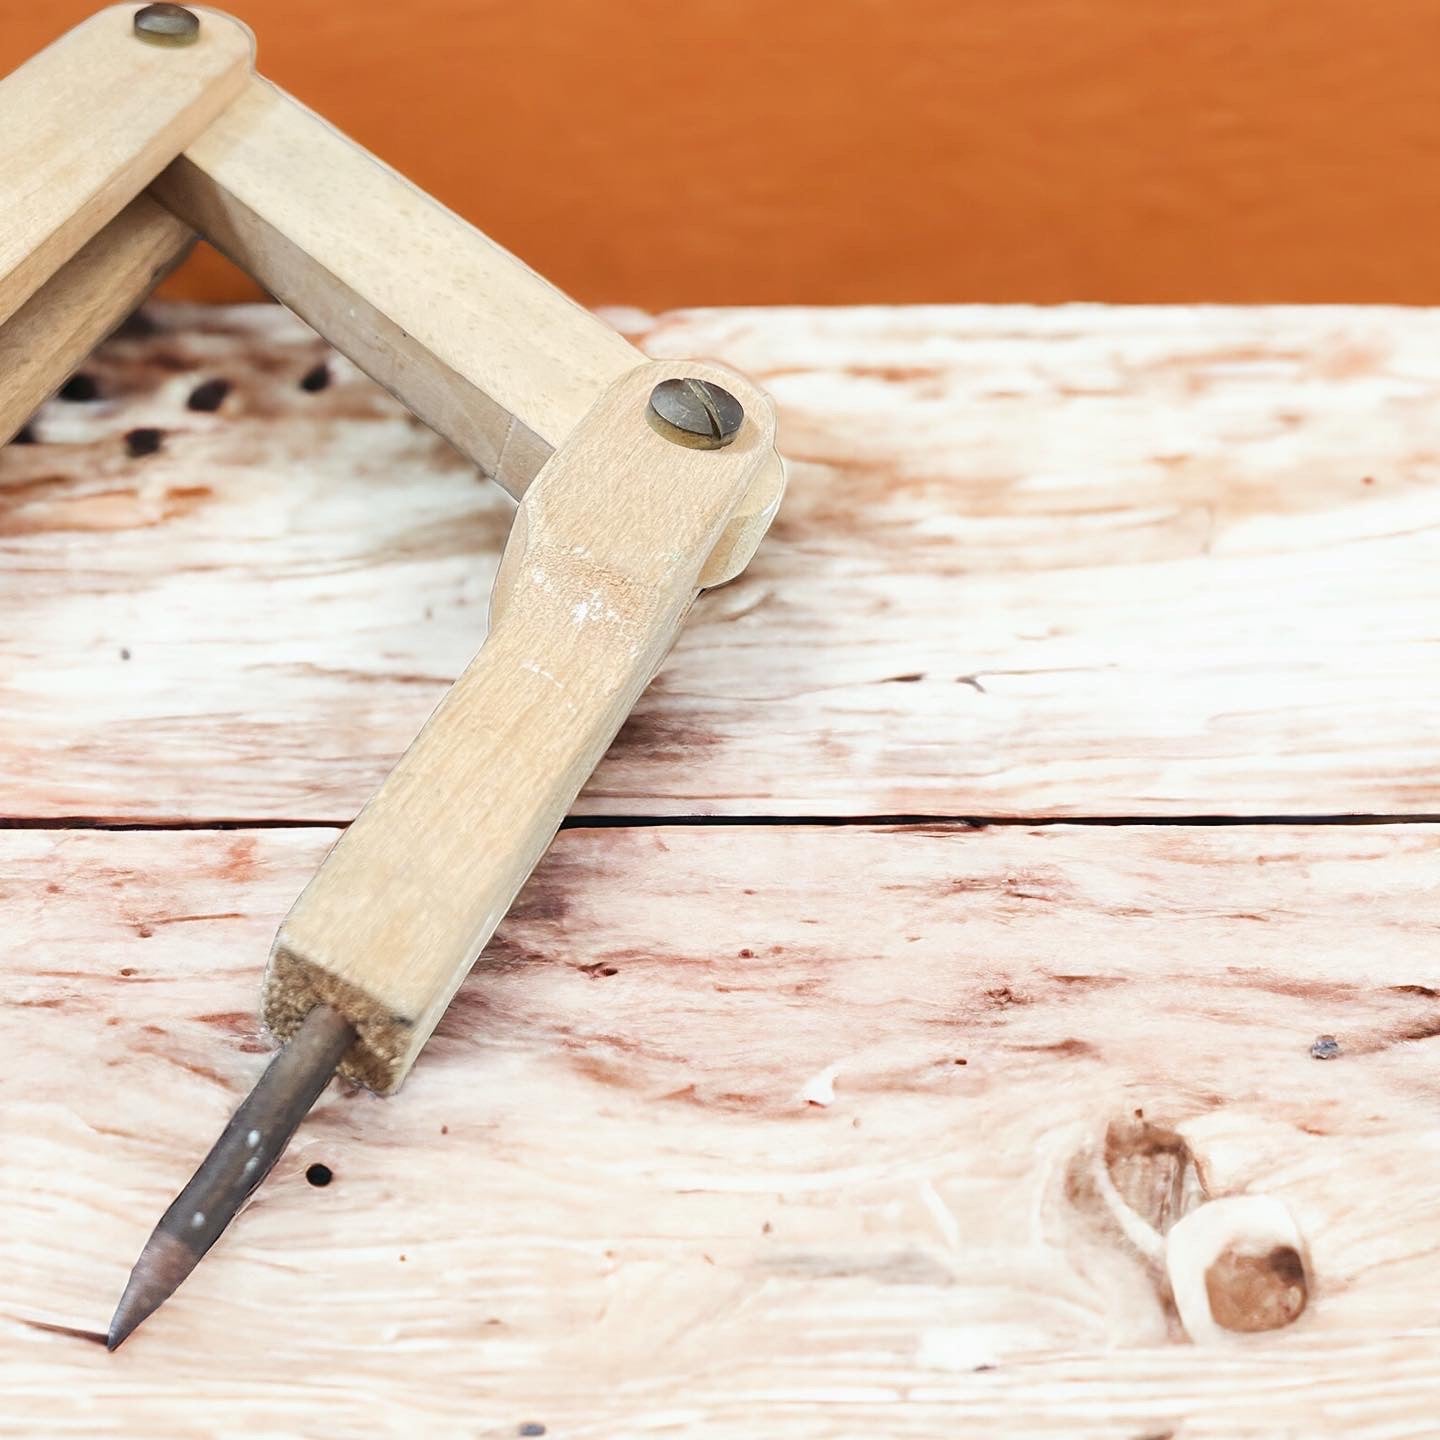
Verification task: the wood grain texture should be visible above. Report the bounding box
[3,302,1439,822]
[0,5,251,327]
[0,195,194,444]
[5,822,1440,1435]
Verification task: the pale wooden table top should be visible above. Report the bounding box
[3,302,1438,1438]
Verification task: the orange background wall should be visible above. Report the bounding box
[7,0,1440,308]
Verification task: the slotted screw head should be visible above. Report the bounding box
[133,4,200,44]
[647,378,744,449]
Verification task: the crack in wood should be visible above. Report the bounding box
[3,811,1440,833]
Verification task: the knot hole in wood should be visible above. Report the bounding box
[1069,1112,1311,1345]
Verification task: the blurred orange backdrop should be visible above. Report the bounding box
[6,0,1440,307]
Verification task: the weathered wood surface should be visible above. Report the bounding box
[6,823,1440,1437]
[5,303,1440,820]
[5,302,1440,1437]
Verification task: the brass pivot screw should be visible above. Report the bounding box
[133,4,200,45]
[647,378,744,449]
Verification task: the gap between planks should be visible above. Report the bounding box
[1,812,1439,833]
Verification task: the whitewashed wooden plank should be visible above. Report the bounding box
[2,303,1439,819]
[4,823,1440,1434]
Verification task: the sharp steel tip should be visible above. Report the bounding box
[103,1005,354,1352]
[106,1231,196,1353]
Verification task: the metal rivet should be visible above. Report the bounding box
[133,4,200,45]
[646,378,744,450]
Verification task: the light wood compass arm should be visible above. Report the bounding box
[267,359,777,1091]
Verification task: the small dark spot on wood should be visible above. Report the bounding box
[119,647,131,661]
[135,925,153,939]
[441,1124,448,1135]
[1362,475,1375,486]
[46,882,62,895]
[953,1057,968,1065]
[399,1254,407,1262]
[973,1363,997,1373]
[743,887,756,895]
[119,967,136,977]
[762,1221,772,1234]
[1016,1037,1095,1057]
[186,378,232,412]
[739,947,754,958]
[306,1163,334,1187]
[299,361,331,392]
[957,675,987,693]
[1392,984,1438,998]
[11,424,36,444]
[702,1253,715,1265]
[579,962,619,978]
[888,672,924,683]
[1310,1034,1341,1060]
[123,427,163,458]
[985,985,1030,1008]
[851,1116,862,1128]
[58,373,99,402]
[518,1425,546,1438]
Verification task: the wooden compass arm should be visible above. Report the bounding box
[0,196,194,443]
[0,6,251,438]
[151,76,644,502]
[0,5,251,328]
[263,360,779,1092]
